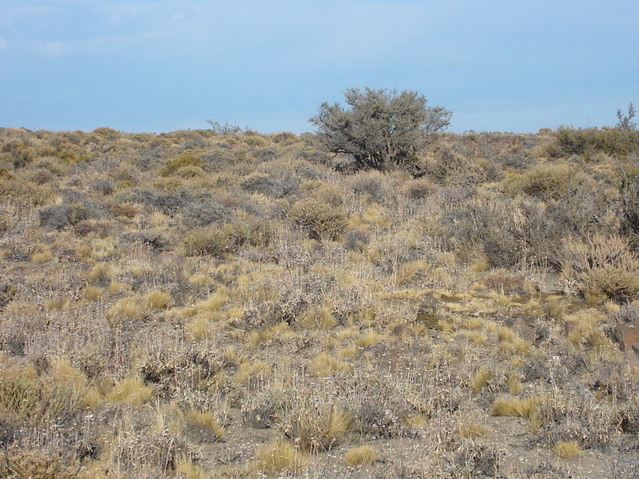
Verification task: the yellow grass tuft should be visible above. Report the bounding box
[470,368,491,393]
[491,395,540,418]
[354,330,384,348]
[507,372,523,394]
[300,304,337,329]
[255,439,307,475]
[403,413,428,429]
[459,423,491,439]
[31,248,53,263]
[106,295,146,324]
[176,456,209,479]
[234,360,269,385]
[552,440,581,459]
[83,285,104,301]
[343,445,378,467]
[184,409,225,441]
[106,376,153,405]
[308,353,351,377]
[145,289,171,310]
[50,357,87,390]
[186,315,216,340]
[87,262,112,286]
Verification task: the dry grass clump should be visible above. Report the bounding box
[255,439,307,475]
[343,444,378,467]
[469,368,492,393]
[504,161,574,200]
[459,423,491,439]
[490,395,547,431]
[284,404,352,453]
[183,409,225,442]
[552,440,581,459]
[106,376,153,405]
[308,352,351,377]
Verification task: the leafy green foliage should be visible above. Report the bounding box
[310,87,452,171]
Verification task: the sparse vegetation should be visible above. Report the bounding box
[0,123,638,478]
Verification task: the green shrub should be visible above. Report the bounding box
[160,154,203,176]
[554,127,639,158]
[507,162,574,201]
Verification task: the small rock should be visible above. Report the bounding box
[512,318,536,342]
[564,320,579,338]
[614,321,639,355]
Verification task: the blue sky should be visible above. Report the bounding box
[1,1,637,134]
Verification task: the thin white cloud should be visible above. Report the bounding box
[42,41,64,55]
[0,37,8,50]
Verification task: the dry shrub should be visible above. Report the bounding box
[347,170,390,200]
[181,220,272,257]
[562,234,639,302]
[0,365,84,422]
[505,162,574,200]
[288,198,346,241]
[0,445,77,479]
[240,171,299,198]
[455,442,503,478]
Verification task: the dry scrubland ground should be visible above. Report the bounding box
[0,126,638,478]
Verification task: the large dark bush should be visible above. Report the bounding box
[310,87,451,171]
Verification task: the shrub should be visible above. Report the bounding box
[310,87,451,171]
[554,126,639,158]
[240,171,299,197]
[38,204,95,230]
[181,200,232,227]
[508,162,574,201]
[160,154,203,176]
[562,234,639,302]
[0,446,77,479]
[93,178,115,195]
[348,170,389,200]
[288,198,347,241]
[181,220,272,257]
[618,164,639,239]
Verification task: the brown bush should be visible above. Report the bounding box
[562,234,639,302]
[288,198,347,241]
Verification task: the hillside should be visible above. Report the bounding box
[0,126,638,478]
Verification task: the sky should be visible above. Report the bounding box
[1,1,637,134]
